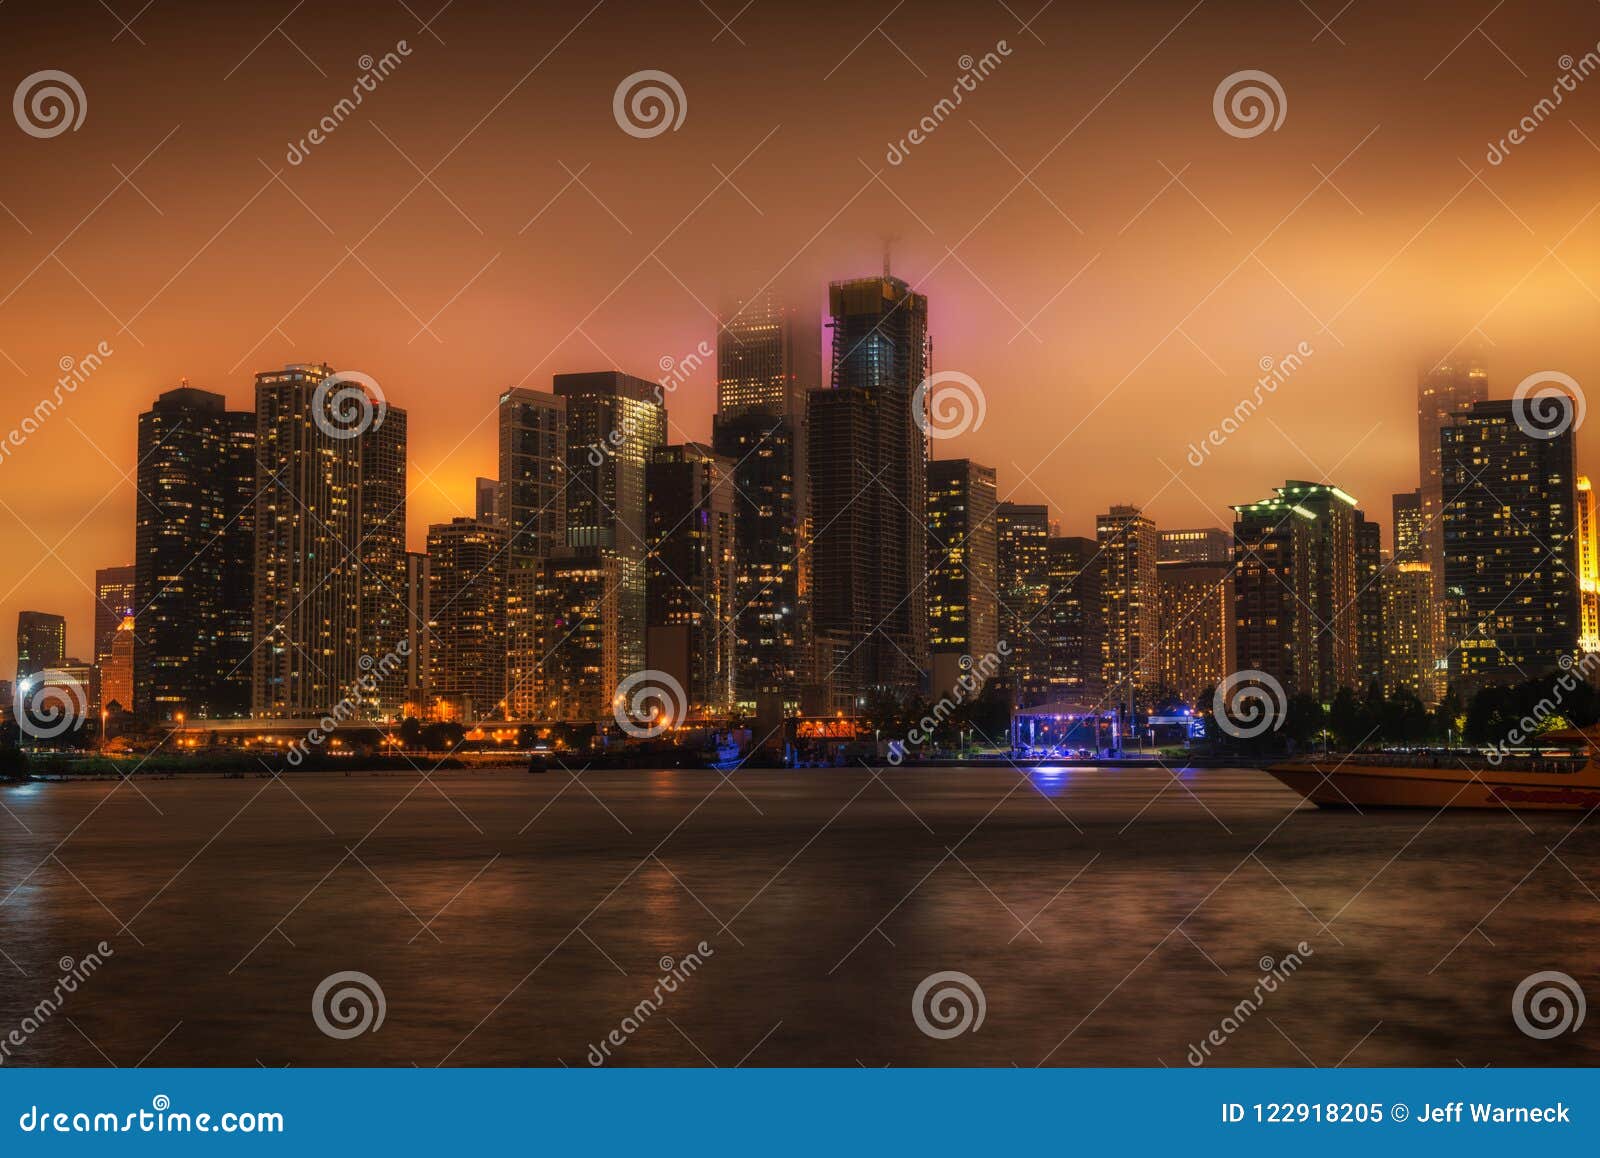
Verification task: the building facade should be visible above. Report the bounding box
[1156,560,1235,704]
[556,372,666,696]
[1045,535,1102,701]
[359,406,409,717]
[426,518,508,721]
[15,610,65,680]
[1232,482,1361,701]
[1157,527,1231,564]
[1381,561,1434,702]
[926,458,999,694]
[1096,504,1159,703]
[996,502,1051,705]
[713,292,817,719]
[134,386,255,721]
[645,444,737,717]
[497,388,567,564]
[807,275,930,706]
[1441,399,1580,689]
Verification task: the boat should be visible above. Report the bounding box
[1267,740,1600,811]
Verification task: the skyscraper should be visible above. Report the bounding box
[93,565,136,672]
[1417,358,1488,684]
[807,274,931,705]
[1355,512,1383,694]
[1392,489,1424,563]
[1579,476,1599,655]
[996,502,1051,705]
[15,611,65,680]
[1232,482,1360,701]
[252,364,364,718]
[926,458,999,693]
[360,406,409,717]
[426,517,508,721]
[100,616,135,716]
[1441,399,1579,689]
[713,293,818,718]
[1096,504,1159,704]
[404,550,430,715]
[556,372,666,694]
[528,549,618,722]
[645,444,737,717]
[1381,562,1434,702]
[1156,559,1235,704]
[497,388,567,564]
[716,291,820,419]
[1045,535,1102,701]
[93,564,136,713]
[134,386,255,721]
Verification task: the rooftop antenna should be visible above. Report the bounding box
[882,233,899,280]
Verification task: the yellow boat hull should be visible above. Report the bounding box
[1267,758,1600,812]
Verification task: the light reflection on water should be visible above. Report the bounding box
[0,766,1595,1067]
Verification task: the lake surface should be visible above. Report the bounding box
[1,765,1596,1067]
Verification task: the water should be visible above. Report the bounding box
[1,766,1596,1067]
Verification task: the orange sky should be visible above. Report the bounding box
[3,0,1599,671]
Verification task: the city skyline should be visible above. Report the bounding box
[6,0,1600,672]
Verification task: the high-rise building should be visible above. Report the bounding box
[556,372,667,695]
[1156,560,1235,704]
[1381,562,1434,702]
[497,388,567,564]
[475,477,502,525]
[926,459,999,693]
[1356,513,1383,694]
[360,407,409,717]
[100,616,135,715]
[92,565,136,670]
[807,274,931,705]
[426,518,508,721]
[1579,476,1600,655]
[1096,504,1159,703]
[252,365,364,718]
[134,386,255,721]
[1233,482,1361,701]
[1392,489,1424,563]
[713,292,818,719]
[404,551,430,716]
[528,549,619,722]
[1441,399,1580,689]
[1157,528,1231,564]
[996,502,1051,705]
[1418,358,1488,685]
[15,611,65,680]
[1045,535,1102,700]
[716,291,820,419]
[645,444,737,717]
